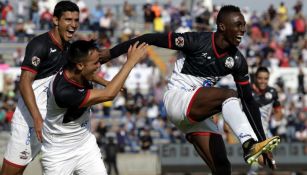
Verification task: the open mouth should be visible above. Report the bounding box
[67,29,75,38]
[235,35,243,43]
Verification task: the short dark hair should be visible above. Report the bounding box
[216,5,241,24]
[53,1,79,19]
[255,66,270,77]
[66,40,99,69]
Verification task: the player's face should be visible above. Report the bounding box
[82,50,101,81]
[56,11,79,42]
[223,12,246,46]
[256,71,269,91]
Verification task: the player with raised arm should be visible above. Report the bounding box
[41,40,148,175]
[100,5,280,175]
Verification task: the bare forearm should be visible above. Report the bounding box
[103,62,134,98]
[86,62,134,107]
[92,74,109,86]
[19,81,41,120]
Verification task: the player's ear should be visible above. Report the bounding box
[219,23,225,32]
[53,16,59,27]
[76,63,84,71]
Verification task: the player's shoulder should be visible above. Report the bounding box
[267,86,278,94]
[179,31,211,40]
[27,32,50,48]
[195,31,211,40]
[228,46,244,58]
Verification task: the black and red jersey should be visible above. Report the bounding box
[21,32,69,80]
[252,85,281,119]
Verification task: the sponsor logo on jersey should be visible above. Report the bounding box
[31,56,40,67]
[265,92,273,100]
[50,48,57,53]
[201,52,212,60]
[225,57,234,69]
[175,36,184,47]
[78,89,85,92]
[201,52,207,57]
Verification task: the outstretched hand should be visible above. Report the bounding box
[126,41,149,65]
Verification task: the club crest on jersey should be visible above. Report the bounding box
[225,57,234,69]
[31,56,40,67]
[265,92,273,100]
[175,36,184,47]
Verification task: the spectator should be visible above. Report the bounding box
[90,4,104,31]
[123,0,135,18]
[30,0,40,29]
[104,137,119,175]
[40,8,52,30]
[139,128,153,152]
[143,2,154,32]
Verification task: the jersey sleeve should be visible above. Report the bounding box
[232,51,250,84]
[54,86,90,109]
[110,32,203,59]
[21,38,48,74]
[169,32,203,53]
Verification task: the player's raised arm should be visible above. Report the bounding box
[108,32,201,59]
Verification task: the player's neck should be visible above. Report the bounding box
[214,32,230,51]
[50,29,64,48]
[64,69,86,86]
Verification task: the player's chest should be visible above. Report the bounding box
[187,51,238,73]
[252,91,274,105]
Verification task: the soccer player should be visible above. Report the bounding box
[252,67,282,138]
[248,67,282,174]
[100,5,280,174]
[0,1,107,175]
[41,40,148,175]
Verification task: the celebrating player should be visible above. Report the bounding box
[100,5,280,174]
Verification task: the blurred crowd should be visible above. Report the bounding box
[0,0,306,154]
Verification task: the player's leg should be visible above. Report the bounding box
[0,161,26,175]
[41,146,76,175]
[188,87,280,164]
[76,135,107,175]
[187,87,258,143]
[186,133,231,175]
[1,123,41,175]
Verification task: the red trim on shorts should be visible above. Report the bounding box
[189,131,221,137]
[186,131,221,142]
[212,33,228,58]
[168,32,172,48]
[186,87,202,123]
[79,90,90,108]
[48,31,63,51]
[21,66,38,74]
[3,158,26,168]
[236,81,249,85]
